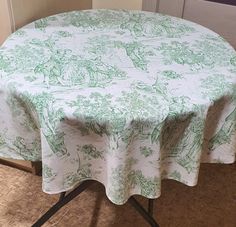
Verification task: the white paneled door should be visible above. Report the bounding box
[183,0,236,48]
[143,0,236,49]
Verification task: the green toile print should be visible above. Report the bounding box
[108,158,160,204]
[6,88,38,131]
[62,11,100,29]
[69,57,126,87]
[230,55,236,73]
[209,107,236,150]
[54,31,73,38]
[15,30,26,36]
[140,146,154,157]
[108,158,137,204]
[161,115,192,157]
[34,49,72,86]
[34,16,57,31]
[200,74,234,101]
[12,136,41,160]
[117,88,166,119]
[20,92,67,157]
[0,52,12,73]
[169,170,182,181]
[63,173,82,189]
[86,37,154,71]
[158,41,211,71]
[161,70,183,80]
[161,109,206,173]
[158,35,235,71]
[11,44,46,73]
[194,35,234,67]
[77,163,93,180]
[0,133,6,148]
[85,35,114,56]
[114,41,154,71]
[80,144,105,160]
[0,9,235,205]
[43,164,57,179]
[168,96,191,117]
[35,50,127,87]
[69,92,124,136]
[120,12,195,38]
[63,163,93,189]
[35,18,49,30]
[134,170,160,198]
[176,114,206,173]
[21,92,53,118]
[231,55,236,66]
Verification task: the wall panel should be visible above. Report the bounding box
[183,0,236,48]
[0,0,12,44]
[158,0,185,17]
[11,0,92,29]
[92,0,142,10]
[142,0,159,12]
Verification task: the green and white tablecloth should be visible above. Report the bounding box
[0,10,236,205]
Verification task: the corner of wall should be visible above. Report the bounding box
[0,0,14,45]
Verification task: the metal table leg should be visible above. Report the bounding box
[32,180,95,227]
[59,191,66,201]
[32,181,160,227]
[129,197,159,227]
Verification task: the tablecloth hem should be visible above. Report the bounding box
[42,176,200,205]
[42,178,163,205]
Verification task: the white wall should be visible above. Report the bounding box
[183,0,236,48]
[2,0,236,49]
[151,0,236,49]
[11,0,92,30]
[0,0,12,44]
[0,0,92,45]
[92,0,143,10]
[158,0,185,17]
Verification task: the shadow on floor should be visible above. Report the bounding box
[0,163,235,227]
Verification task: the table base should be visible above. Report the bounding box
[31,180,159,227]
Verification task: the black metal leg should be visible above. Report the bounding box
[148,199,154,216]
[32,180,94,227]
[129,197,159,227]
[59,191,66,201]
[32,181,159,227]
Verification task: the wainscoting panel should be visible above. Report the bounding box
[183,0,236,48]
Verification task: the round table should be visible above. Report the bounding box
[0,10,236,207]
